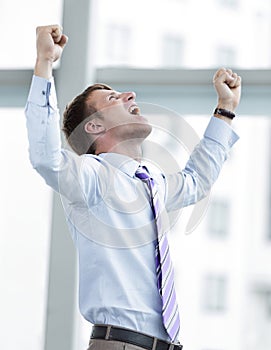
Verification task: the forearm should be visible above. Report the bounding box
[181,137,228,203]
[166,116,239,210]
[25,76,62,170]
[34,58,53,80]
[186,116,239,200]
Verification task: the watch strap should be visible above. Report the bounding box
[214,108,235,119]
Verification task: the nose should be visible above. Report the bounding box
[120,91,136,102]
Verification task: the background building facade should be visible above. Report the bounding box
[0,1,271,350]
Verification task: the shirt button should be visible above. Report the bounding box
[42,90,46,95]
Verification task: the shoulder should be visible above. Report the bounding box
[79,154,115,183]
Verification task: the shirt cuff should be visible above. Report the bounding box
[27,75,58,109]
[204,116,239,150]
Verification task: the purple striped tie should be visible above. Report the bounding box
[135,166,180,341]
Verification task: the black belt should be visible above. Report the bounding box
[91,324,183,350]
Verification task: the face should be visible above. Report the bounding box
[87,88,152,141]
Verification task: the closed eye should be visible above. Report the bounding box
[108,93,119,101]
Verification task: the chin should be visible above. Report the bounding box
[143,123,152,137]
[132,121,152,139]
[110,121,152,140]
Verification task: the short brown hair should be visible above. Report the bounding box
[62,83,112,155]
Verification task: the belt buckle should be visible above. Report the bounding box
[168,341,183,350]
[173,341,183,350]
[105,325,112,340]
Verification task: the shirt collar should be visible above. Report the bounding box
[98,152,140,178]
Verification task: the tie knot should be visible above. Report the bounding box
[135,165,150,181]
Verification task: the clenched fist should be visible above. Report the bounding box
[213,68,242,113]
[35,24,68,79]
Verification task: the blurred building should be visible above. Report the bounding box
[169,117,271,350]
[0,1,271,350]
[93,0,271,69]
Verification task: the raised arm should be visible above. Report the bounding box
[25,25,89,201]
[165,68,241,211]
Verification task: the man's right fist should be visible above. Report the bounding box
[36,25,68,64]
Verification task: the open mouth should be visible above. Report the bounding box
[128,104,141,116]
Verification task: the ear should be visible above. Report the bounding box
[84,119,106,135]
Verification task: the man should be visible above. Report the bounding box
[25,25,241,350]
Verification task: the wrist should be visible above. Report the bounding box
[213,107,235,125]
[34,57,53,79]
[216,100,236,112]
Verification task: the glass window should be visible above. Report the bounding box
[92,0,271,69]
[105,24,132,64]
[207,199,230,238]
[0,0,63,69]
[3,0,271,70]
[162,35,184,67]
[202,275,228,312]
[0,108,52,350]
[215,46,237,67]
[249,288,271,349]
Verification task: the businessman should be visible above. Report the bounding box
[25,25,241,350]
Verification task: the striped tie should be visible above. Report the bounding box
[135,166,180,341]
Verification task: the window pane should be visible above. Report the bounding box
[162,35,184,67]
[207,199,230,237]
[105,24,132,64]
[0,109,52,349]
[92,0,271,69]
[0,0,63,69]
[202,275,227,311]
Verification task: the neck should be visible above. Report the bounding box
[96,138,144,161]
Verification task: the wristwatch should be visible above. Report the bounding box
[214,108,235,119]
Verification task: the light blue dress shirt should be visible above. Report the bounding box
[25,76,239,341]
